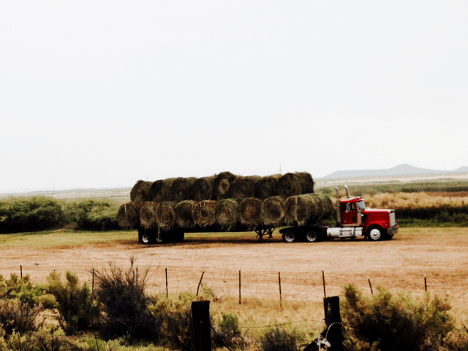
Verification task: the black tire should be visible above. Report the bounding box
[282,229,296,243]
[304,229,319,243]
[367,226,383,241]
[174,230,185,242]
[139,229,154,245]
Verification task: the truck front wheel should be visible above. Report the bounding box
[282,229,296,243]
[368,227,383,241]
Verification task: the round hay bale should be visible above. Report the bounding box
[255,176,279,200]
[277,173,302,198]
[130,180,153,204]
[284,194,319,226]
[240,197,262,227]
[231,177,256,201]
[260,196,285,226]
[170,177,196,202]
[191,177,214,202]
[139,201,158,229]
[295,172,314,194]
[213,172,237,200]
[150,178,174,202]
[117,202,139,229]
[318,194,334,220]
[215,199,240,229]
[175,200,197,229]
[156,201,177,230]
[195,200,217,227]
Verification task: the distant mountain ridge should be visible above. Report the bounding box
[321,164,468,179]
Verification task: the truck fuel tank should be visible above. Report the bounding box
[327,227,363,238]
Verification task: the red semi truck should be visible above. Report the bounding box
[280,185,399,243]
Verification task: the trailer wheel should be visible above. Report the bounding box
[282,229,296,243]
[139,230,154,245]
[368,227,383,241]
[304,229,319,242]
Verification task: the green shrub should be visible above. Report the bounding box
[341,284,454,351]
[259,328,298,351]
[0,299,42,336]
[4,325,86,351]
[0,196,64,233]
[212,312,246,350]
[46,271,99,335]
[94,258,156,342]
[65,199,121,231]
[0,273,55,309]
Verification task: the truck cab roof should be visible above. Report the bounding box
[340,197,363,204]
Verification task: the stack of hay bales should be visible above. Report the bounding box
[117,171,335,232]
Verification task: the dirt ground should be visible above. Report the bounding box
[1,228,468,307]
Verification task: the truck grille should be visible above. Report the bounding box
[390,211,396,226]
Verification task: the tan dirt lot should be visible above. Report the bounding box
[1,228,468,306]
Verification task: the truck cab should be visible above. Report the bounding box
[280,185,399,243]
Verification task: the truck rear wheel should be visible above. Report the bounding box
[304,229,319,242]
[282,229,296,243]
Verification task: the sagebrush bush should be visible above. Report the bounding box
[0,299,42,336]
[0,196,64,233]
[341,284,454,351]
[259,328,298,351]
[212,312,246,350]
[46,271,99,335]
[94,258,156,341]
[65,199,120,231]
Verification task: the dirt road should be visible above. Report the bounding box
[1,228,468,305]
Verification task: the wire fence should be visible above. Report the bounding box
[3,263,467,304]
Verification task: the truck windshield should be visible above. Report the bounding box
[356,201,366,211]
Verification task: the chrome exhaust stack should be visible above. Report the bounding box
[335,187,342,223]
[344,185,350,198]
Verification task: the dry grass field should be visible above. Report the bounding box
[1,227,468,318]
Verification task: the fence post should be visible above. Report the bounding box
[322,270,326,298]
[239,270,242,304]
[278,271,282,310]
[192,300,211,351]
[20,265,22,279]
[197,271,205,296]
[165,267,168,297]
[424,274,427,292]
[324,296,343,351]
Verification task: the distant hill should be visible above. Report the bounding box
[321,164,468,179]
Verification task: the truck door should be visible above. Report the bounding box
[342,203,358,225]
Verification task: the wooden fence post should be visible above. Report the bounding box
[192,300,211,351]
[239,270,242,304]
[165,267,168,297]
[324,296,343,351]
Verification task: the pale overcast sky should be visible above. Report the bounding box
[1,1,467,193]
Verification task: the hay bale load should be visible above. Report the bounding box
[150,178,174,202]
[284,194,320,226]
[139,201,158,229]
[191,177,214,202]
[117,202,140,229]
[318,195,334,220]
[295,172,314,194]
[260,196,285,226]
[195,200,217,228]
[215,199,240,229]
[213,172,237,200]
[240,197,262,228]
[231,177,256,201]
[170,177,196,202]
[255,175,279,200]
[130,180,153,205]
[277,173,302,198]
[156,201,177,230]
[175,200,197,229]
